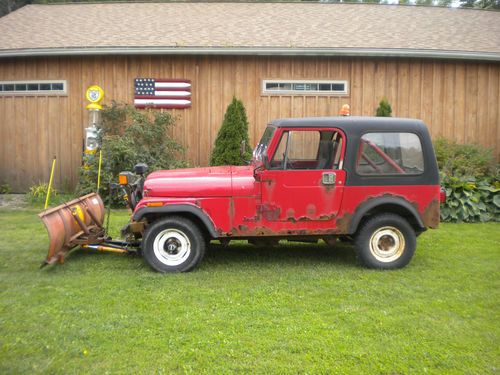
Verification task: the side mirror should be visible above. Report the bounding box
[133,163,148,176]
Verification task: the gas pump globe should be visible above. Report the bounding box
[84,85,104,153]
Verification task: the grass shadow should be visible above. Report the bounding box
[204,240,358,269]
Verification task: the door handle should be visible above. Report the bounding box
[322,172,336,185]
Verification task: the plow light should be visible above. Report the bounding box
[119,172,134,185]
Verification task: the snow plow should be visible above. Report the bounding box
[38,192,137,267]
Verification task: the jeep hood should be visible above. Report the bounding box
[143,165,256,198]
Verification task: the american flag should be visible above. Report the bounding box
[134,78,191,109]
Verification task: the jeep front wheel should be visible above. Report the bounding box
[142,216,206,273]
[354,213,416,269]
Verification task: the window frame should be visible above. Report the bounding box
[0,80,68,96]
[262,79,349,96]
[355,131,425,177]
[268,127,346,171]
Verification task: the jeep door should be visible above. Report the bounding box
[259,127,346,224]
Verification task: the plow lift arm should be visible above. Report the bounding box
[38,163,147,268]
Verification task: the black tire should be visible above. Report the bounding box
[142,216,206,273]
[354,213,416,269]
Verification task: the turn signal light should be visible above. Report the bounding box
[146,202,163,207]
[119,174,128,185]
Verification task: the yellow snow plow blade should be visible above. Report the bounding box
[38,193,106,266]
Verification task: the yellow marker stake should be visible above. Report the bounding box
[44,157,56,210]
[97,150,103,192]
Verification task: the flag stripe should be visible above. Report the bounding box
[155,82,191,89]
[153,90,191,96]
[135,95,191,100]
[154,79,191,83]
[135,104,192,109]
[134,99,191,105]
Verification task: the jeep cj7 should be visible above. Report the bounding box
[39,117,444,272]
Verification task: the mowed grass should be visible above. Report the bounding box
[0,208,499,374]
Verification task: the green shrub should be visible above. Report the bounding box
[375,98,392,117]
[26,182,58,205]
[210,96,252,166]
[76,102,187,205]
[0,183,12,194]
[435,138,499,222]
[440,174,500,222]
[434,138,494,178]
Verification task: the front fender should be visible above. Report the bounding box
[133,204,219,238]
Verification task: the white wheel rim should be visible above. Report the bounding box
[369,226,405,263]
[153,228,191,266]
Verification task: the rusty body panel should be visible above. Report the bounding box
[38,193,106,265]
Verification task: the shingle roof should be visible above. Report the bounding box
[1,2,499,60]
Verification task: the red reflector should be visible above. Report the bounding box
[440,188,446,204]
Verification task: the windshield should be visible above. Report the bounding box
[253,126,275,163]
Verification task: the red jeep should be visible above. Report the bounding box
[121,116,441,272]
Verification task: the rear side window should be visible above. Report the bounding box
[356,133,424,175]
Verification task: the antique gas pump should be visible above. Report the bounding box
[84,85,104,153]
[81,85,105,191]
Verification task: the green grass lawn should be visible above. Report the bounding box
[0,208,499,374]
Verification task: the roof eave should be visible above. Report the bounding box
[0,47,499,61]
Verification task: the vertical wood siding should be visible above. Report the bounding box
[0,56,499,192]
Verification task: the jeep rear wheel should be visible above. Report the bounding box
[142,216,206,273]
[355,213,416,269]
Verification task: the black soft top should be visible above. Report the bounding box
[270,116,427,135]
[268,116,439,186]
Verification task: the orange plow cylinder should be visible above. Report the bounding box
[38,193,106,266]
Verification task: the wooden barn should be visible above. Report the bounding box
[0,2,499,192]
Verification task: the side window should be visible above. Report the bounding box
[356,133,424,175]
[270,130,343,170]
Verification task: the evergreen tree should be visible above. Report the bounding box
[376,98,393,117]
[210,97,252,166]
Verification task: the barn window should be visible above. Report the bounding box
[263,80,348,96]
[0,80,67,96]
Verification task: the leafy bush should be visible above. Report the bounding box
[434,138,494,178]
[210,96,252,166]
[0,183,12,194]
[25,182,58,205]
[440,174,500,222]
[375,98,392,117]
[435,138,499,222]
[76,102,186,204]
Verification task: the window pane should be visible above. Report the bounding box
[332,83,345,92]
[40,83,51,90]
[319,83,331,91]
[304,84,318,91]
[293,83,305,91]
[266,82,280,90]
[356,133,424,175]
[27,83,39,91]
[51,83,64,90]
[279,83,291,90]
[15,84,27,91]
[4,84,14,91]
[288,131,320,160]
[0,85,3,92]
